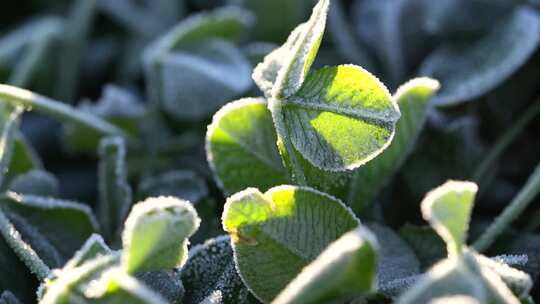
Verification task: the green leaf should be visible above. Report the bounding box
[273,226,378,304]
[0,105,22,188]
[420,7,540,106]
[399,225,446,269]
[0,291,21,304]
[0,84,126,138]
[252,0,328,98]
[474,253,532,299]
[0,212,40,302]
[181,235,259,304]
[276,65,400,172]
[138,170,208,203]
[63,234,111,271]
[39,254,120,304]
[122,196,200,274]
[0,192,99,268]
[152,39,253,120]
[143,6,255,62]
[136,270,184,304]
[421,181,478,256]
[62,85,145,152]
[348,77,439,212]
[396,257,488,304]
[222,185,359,302]
[88,269,169,304]
[8,169,59,196]
[206,98,289,195]
[367,223,420,288]
[98,136,132,243]
[8,133,43,180]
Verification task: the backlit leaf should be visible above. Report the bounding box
[421,181,478,256]
[222,185,359,302]
[122,196,200,274]
[273,226,378,304]
[206,98,289,194]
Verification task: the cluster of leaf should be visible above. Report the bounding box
[0,0,539,303]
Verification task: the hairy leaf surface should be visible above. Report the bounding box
[222,185,359,302]
[273,226,378,304]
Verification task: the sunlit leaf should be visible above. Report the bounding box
[222,185,359,302]
[122,196,200,274]
[273,226,378,304]
[206,98,289,194]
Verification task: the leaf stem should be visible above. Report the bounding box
[472,99,540,184]
[0,84,127,137]
[473,162,540,252]
[270,101,307,186]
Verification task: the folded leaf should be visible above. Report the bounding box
[122,196,200,274]
[421,181,477,256]
[8,169,59,196]
[138,170,209,203]
[9,133,43,180]
[420,7,540,106]
[98,136,132,244]
[181,235,259,304]
[222,185,359,302]
[206,98,289,194]
[348,77,439,211]
[63,234,111,271]
[273,226,378,304]
[277,65,400,172]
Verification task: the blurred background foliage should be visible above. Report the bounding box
[1,0,540,295]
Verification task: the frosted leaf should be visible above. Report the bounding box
[269,0,329,99]
[367,223,420,287]
[222,185,359,302]
[62,85,145,152]
[84,268,169,304]
[155,39,252,120]
[0,291,21,304]
[278,65,399,172]
[273,226,378,304]
[396,257,487,304]
[206,98,289,195]
[475,253,532,299]
[8,169,59,197]
[138,170,208,203]
[136,270,184,304]
[0,105,23,188]
[421,181,477,256]
[122,196,200,273]
[347,77,439,211]
[143,6,255,64]
[181,235,259,304]
[98,136,132,244]
[63,234,111,271]
[1,192,98,266]
[9,133,43,180]
[420,7,540,106]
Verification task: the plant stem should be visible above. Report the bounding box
[0,84,126,137]
[472,98,540,184]
[473,162,540,252]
